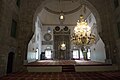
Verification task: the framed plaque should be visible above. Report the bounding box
[44,33,52,41]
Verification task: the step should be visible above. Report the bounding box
[62,65,75,72]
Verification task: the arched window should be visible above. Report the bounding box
[72,49,79,59]
[45,49,52,59]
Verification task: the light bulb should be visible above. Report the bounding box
[61,43,65,47]
[60,15,64,20]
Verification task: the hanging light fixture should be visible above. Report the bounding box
[59,0,65,23]
[71,7,96,47]
[59,11,65,22]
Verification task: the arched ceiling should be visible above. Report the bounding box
[38,0,91,26]
[45,0,81,15]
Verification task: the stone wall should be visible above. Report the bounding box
[112,0,120,68]
[87,0,118,64]
[0,0,20,76]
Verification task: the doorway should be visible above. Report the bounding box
[7,52,14,74]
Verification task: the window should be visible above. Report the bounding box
[11,19,17,38]
[117,22,120,38]
[16,0,20,8]
[87,49,91,59]
[45,50,52,59]
[72,50,79,59]
[35,49,39,59]
[114,0,119,8]
[80,49,84,59]
[80,48,91,60]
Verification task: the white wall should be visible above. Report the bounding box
[27,35,36,63]
[90,38,106,62]
[35,17,42,60]
[27,17,42,63]
[41,25,53,52]
[40,13,106,62]
[86,13,106,62]
[86,13,96,28]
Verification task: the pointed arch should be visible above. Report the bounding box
[33,0,102,34]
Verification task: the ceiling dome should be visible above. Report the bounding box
[38,0,91,25]
[45,0,82,15]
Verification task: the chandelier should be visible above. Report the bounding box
[71,15,96,46]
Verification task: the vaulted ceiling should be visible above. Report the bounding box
[38,0,91,26]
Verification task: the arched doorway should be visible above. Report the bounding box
[21,0,108,63]
[7,52,14,74]
[32,0,106,62]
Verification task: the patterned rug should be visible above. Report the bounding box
[25,60,111,66]
[0,71,120,80]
